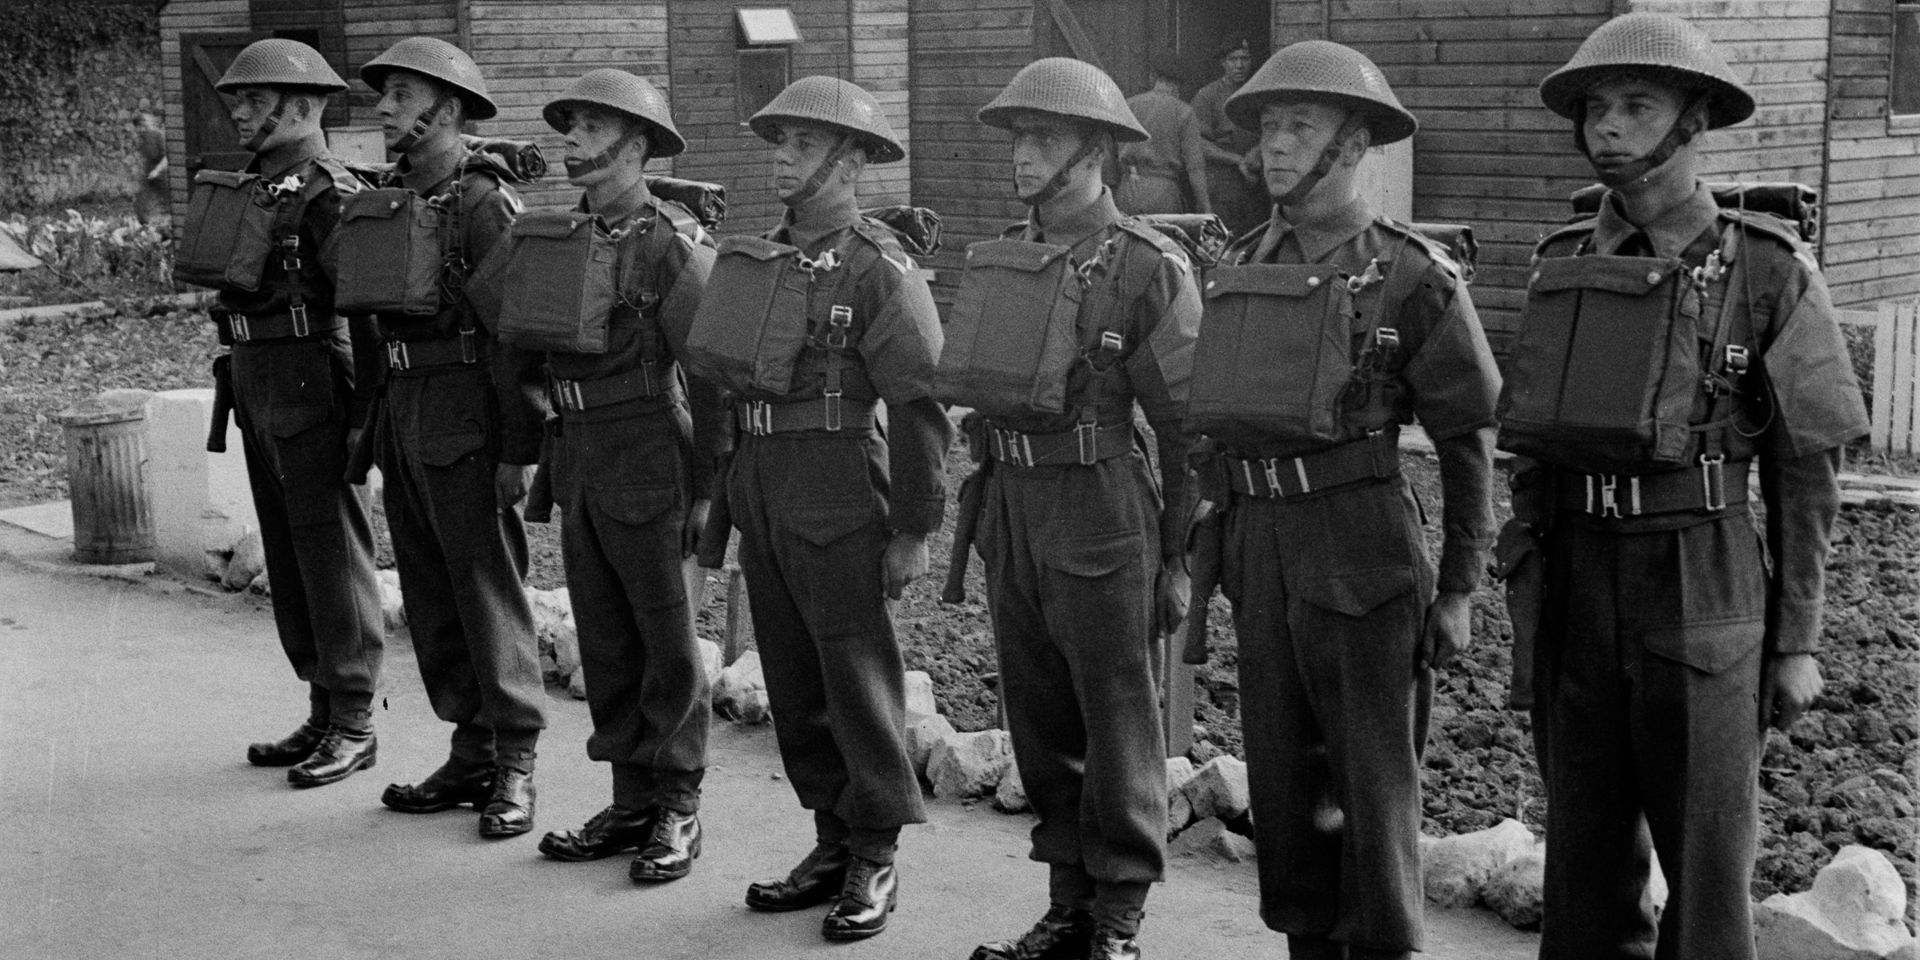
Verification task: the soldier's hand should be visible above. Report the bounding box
[494,463,535,507]
[1417,590,1474,672]
[683,498,712,558]
[1155,558,1191,636]
[1760,652,1823,733]
[882,533,930,601]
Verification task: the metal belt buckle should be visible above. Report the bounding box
[743,401,774,436]
[1290,457,1312,494]
[1589,474,1621,518]
[1261,459,1283,497]
[230,315,252,342]
[557,380,586,411]
[826,306,853,349]
[459,328,477,364]
[1699,454,1727,511]
[1723,344,1749,375]
[386,341,409,370]
[289,304,309,338]
[823,390,844,431]
[995,428,1032,467]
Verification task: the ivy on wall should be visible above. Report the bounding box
[0,2,163,211]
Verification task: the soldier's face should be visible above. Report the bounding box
[228,86,285,148]
[1222,50,1252,85]
[767,122,849,202]
[1581,79,1688,174]
[377,72,447,149]
[1258,100,1351,197]
[562,107,642,185]
[1006,114,1094,198]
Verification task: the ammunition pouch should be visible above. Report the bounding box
[495,211,620,354]
[684,235,823,395]
[174,170,278,290]
[1499,254,1702,470]
[933,238,1083,416]
[335,188,447,316]
[1187,263,1357,441]
[645,176,727,230]
[861,205,943,256]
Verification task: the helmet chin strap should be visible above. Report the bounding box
[1576,93,1702,187]
[564,128,643,180]
[1019,134,1102,207]
[1271,114,1364,210]
[782,134,854,207]
[389,94,450,154]
[243,94,289,153]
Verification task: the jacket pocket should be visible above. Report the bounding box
[597,484,679,529]
[1640,618,1764,675]
[783,502,879,548]
[1043,532,1142,579]
[1300,565,1417,618]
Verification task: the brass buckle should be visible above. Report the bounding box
[1590,474,1620,518]
[556,379,587,411]
[1261,459,1282,497]
[995,428,1033,467]
[826,306,852,349]
[1074,421,1098,465]
[459,328,477,364]
[385,341,409,370]
[1699,454,1727,511]
[230,315,253,342]
[823,391,843,431]
[742,401,775,436]
[289,304,309,338]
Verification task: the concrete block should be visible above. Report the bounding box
[144,389,252,577]
[1183,756,1251,823]
[927,728,1013,800]
[904,669,937,723]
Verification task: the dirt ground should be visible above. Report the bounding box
[4,306,1914,905]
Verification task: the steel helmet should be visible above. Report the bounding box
[215,38,347,93]
[543,69,686,158]
[1224,41,1417,146]
[977,58,1149,142]
[748,77,905,164]
[1539,13,1753,129]
[360,37,498,121]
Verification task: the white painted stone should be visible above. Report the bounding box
[1182,756,1251,823]
[1169,818,1257,863]
[375,569,405,634]
[526,587,573,641]
[567,669,586,701]
[1754,845,1915,960]
[904,670,937,723]
[714,650,769,722]
[1483,842,1546,930]
[1422,818,1536,909]
[732,687,771,724]
[1166,757,1198,837]
[906,713,956,777]
[927,728,1013,800]
[993,760,1029,813]
[222,527,265,591]
[698,638,724,689]
[144,389,252,577]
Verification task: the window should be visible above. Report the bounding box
[734,7,802,120]
[1896,3,1920,115]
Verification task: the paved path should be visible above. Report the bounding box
[0,522,1541,960]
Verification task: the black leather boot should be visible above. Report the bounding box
[970,904,1095,960]
[821,857,896,941]
[381,759,494,813]
[538,805,655,861]
[628,808,700,882]
[1086,926,1142,960]
[478,767,535,838]
[287,726,377,788]
[745,842,851,911]
[247,721,327,767]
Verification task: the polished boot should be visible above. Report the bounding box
[478,767,535,838]
[381,759,494,813]
[287,726,377,788]
[970,905,1096,960]
[821,857,897,941]
[745,842,851,911]
[538,805,655,861]
[247,721,327,767]
[628,809,700,882]
[1086,926,1142,960]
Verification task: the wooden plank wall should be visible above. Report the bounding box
[1822,0,1920,306]
[1327,0,1616,350]
[668,0,856,237]
[340,1,459,123]
[159,0,251,224]
[462,1,671,212]
[907,0,1036,291]
[852,0,913,209]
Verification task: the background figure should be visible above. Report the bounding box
[1190,37,1266,238]
[1116,53,1210,216]
[133,112,167,225]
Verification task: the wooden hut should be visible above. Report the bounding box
[158,0,909,236]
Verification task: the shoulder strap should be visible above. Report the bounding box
[1535,218,1598,261]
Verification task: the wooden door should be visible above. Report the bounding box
[1037,0,1272,97]
[180,32,266,174]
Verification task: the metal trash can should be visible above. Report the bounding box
[54,390,155,564]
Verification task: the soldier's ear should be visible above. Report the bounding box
[1340,124,1372,165]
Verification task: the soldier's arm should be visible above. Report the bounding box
[858,262,952,537]
[657,226,724,498]
[468,239,548,466]
[1128,252,1202,559]
[1402,263,1501,594]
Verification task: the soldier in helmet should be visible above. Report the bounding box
[1190,37,1264,237]
[1503,14,1868,957]
[679,76,948,941]
[1186,41,1500,960]
[334,37,547,839]
[943,57,1200,960]
[172,39,384,788]
[472,69,720,883]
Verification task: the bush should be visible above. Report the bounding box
[0,210,175,305]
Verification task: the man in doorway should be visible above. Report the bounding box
[1190,37,1264,237]
[1116,53,1210,216]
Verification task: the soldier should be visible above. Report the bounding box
[942,57,1199,960]
[1185,42,1500,960]
[172,39,383,787]
[680,76,948,941]
[1502,14,1869,958]
[473,69,720,882]
[1116,53,1210,217]
[334,37,547,839]
[1190,38,1264,238]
